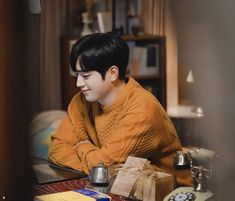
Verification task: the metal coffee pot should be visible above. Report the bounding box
[89,162,109,186]
[174,151,191,170]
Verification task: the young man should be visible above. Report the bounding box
[48,32,192,186]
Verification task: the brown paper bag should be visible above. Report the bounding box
[110,156,175,201]
[110,156,149,197]
[154,172,175,201]
[133,169,175,201]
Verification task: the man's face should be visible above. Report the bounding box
[75,61,113,105]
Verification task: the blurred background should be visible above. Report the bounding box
[0,0,235,200]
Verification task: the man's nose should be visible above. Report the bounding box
[76,75,85,88]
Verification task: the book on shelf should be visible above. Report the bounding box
[126,42,135,75]
[97,12,112,33]
[127,43,160,77]
[146,44,159,67]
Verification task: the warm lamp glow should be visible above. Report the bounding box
[186,69,204,117]
[187,69,194,83]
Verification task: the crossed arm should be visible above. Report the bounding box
[48,99,160,174]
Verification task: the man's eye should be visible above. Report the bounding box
[83,75,90,79]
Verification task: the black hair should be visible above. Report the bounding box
[70,32,129,80]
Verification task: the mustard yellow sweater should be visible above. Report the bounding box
[48,77,192,186]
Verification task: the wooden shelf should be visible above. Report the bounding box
[131,75,162,80]
[124,35,166,108]
[121,34,164,41]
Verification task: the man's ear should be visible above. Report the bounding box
[107,65,119,81]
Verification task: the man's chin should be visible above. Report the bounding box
[84,95,97,102]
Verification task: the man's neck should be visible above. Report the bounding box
[99,80,126,107]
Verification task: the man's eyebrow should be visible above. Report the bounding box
[75,70,89,74]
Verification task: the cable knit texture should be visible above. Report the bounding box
[48,77,192,186]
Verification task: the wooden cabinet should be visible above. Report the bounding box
[61,35,166,110]
[123,35,166,109]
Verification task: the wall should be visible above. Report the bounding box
[0,1,33,200]
[171,0,235,199]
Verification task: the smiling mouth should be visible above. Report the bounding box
[81,89,90,94]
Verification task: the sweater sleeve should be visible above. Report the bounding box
[74,111,161,174]
[48,93,89,171]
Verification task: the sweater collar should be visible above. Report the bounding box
[101,77,140,113]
